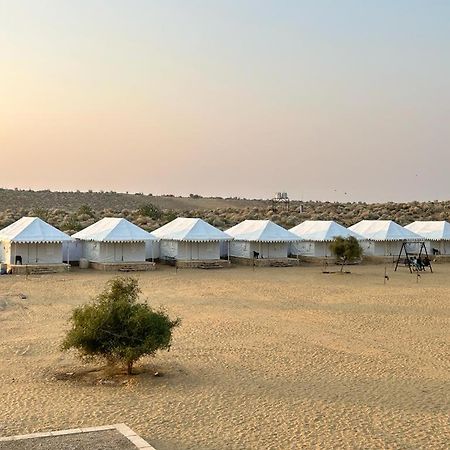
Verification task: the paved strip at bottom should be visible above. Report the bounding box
[0,423,156,450]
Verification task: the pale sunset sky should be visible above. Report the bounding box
[0,0,449,202]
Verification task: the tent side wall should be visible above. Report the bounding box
[81,241,100,261]
[229,241,251,258]
[425,240,450,255]
[81,241,108,262]
[359,240,375,256]
[159,240,179,260]
[440,241,450,255]
[81,241,146,262]
[290,241,312,256]
[362,241,404,257]
[0,241,5,263]
[177,242,221,260]
[37,243,64,263]
[378,241,403,257]
[230,241,290,259]
[3,242,63,264]
[404,240,450,256]
[220,241,229,258]
[159,240,221,261]
[198,242,220,260]
[290,241,331,257]
[120,242,146,262]
[62,240,82,262]
[252,242,289,258]
[145,241,160,260]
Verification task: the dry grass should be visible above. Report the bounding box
[0,265,449,449]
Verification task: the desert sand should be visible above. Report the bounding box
[0,264,449,449]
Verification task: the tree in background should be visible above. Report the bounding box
[62,277,180,375]
[329,236,363,272]
[138,203,162,220]
[77,204,95,217]
[61,213,83,232]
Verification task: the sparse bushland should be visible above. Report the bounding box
[1,188,449,233]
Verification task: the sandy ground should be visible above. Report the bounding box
[0,264,449,450]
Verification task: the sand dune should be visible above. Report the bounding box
[0,265,449,449]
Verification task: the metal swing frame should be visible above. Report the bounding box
[394,242,433,273]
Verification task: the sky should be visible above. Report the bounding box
[0,0,449,202]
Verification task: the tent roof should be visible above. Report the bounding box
[152,218,232,242]
[289,220,364,241]
[349,220,422,241]
[405,221,450,241]
[0,217,72,243]
[225,220,300,242]
[72,218,156,242]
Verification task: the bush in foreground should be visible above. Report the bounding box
[62,277,180,374]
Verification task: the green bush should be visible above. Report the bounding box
[62,277,180,374]
[329,236,363,271]
[163,210,178,223]
[138,203,162,220]
[61,214,83,232]
[31,207,49,221]
[77,204,95,217]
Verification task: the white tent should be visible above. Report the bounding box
[0,217,71,265]
[289,220,364,257]
[152,218,231,262]
[405,221,450,255]
[349,220,422,257]
[224,220,300,260]
[72,218,157,263]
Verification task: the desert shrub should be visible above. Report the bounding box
[212,218,225,228]
[62,277,180,374]
[61,214,83,232]
[163,210,178,223]
[77,204,95,217]
[77,213,92,222]
[138,203,162,220]
[31,207,49,221]
[329,236,363,272]
[135,216,148,225]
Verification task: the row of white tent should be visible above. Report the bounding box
[1,216,450,267]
